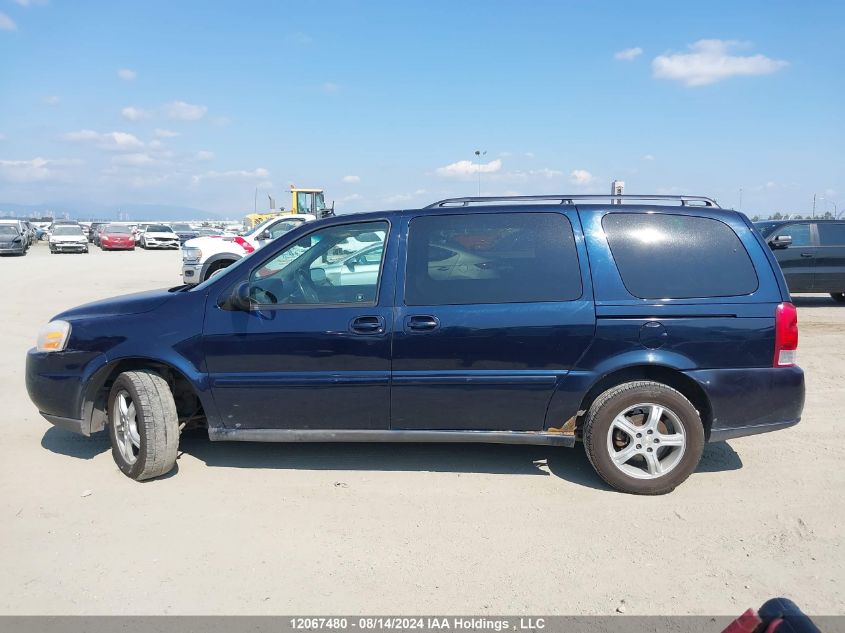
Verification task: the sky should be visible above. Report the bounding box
[0,0,843,219]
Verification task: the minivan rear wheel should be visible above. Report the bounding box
[583,381,704,495]
[107,370,179,481]
[831,292,845,303]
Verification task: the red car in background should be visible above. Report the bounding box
[98,224,136,251]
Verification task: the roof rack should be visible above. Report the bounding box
[425,194,720,209]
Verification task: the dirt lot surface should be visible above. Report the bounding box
[1,242,843,615]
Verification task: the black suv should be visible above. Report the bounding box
[755,219,845,302]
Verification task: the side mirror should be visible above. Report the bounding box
[260,230,271,240]
[769,235,792,249]
[222,281,252,311]
[345,259,356,272]
[13,236,22,243]
[310,267,327,284]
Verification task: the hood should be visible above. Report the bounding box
[145,231,178,238]
[50,234,87,242]
[55,288,177,320]
[102,233,133,239]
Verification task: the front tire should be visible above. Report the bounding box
[583,381,705,495]
[831,292,845,303]
[107,370,179,481]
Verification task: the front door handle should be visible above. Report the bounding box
[406,315,440,332]
[349,315,385,335]
[800,252,814,258]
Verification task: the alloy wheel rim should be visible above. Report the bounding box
[605,402,686,480]
[114,390,140,465]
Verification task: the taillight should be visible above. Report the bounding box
[774,302,798,367]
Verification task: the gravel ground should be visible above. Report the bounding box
[1,242,842,615]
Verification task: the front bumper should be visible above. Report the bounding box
[26,348,107,436]
[145,239,179,249]
[182,262,202,284]
[101,240,135,250]
[51,242,88,252]
[683,366,805,441]
[0,245,25,254]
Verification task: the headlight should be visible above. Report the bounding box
[36,320,71,352]
[183,247,202,262]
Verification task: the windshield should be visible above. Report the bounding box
[104,224,131,234]
[753,221,782,237]
[52,226,84,236]
[146,224,173,233]
[171,223,193,231]
[0,225,19,236]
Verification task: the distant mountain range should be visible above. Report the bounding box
[0,202,229,221]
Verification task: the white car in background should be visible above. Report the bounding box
[181,213,315,284]
[139,224,180,249]
[48,224,89,254]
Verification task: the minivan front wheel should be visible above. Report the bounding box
[583,381,704,495]
[107,370,179,481]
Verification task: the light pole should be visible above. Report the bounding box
[474,149,486,197]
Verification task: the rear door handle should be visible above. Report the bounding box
[800,253,814,258]
[349,315,385,335]
[405,315,440,332]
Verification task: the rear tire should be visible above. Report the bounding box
[107,370,179,481]
[583,381,705,495]
[831,292,845,303]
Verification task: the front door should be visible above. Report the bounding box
[772,222,816,292]
[815,222,845,292]
[203,219,394,430]
[391,210,595,432]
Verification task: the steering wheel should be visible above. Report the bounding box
[294,269,321,303]
[249,285,277,305]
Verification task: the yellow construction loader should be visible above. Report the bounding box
[242,187,334,230]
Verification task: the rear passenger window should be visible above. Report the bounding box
[818,223,845,246]
[405,213,582,305]
[603,213,758,299]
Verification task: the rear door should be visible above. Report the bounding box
[391,209,594,431]
[769,222,817,292]
[814,222,845,292]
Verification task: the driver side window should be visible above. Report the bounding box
[249,221,388,306]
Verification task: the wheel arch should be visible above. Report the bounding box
[201,252,242,281]
[577,365,714,439]
[82,357,209,434]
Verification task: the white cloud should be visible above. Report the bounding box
[570,169,594,185]
[164,100,207,121]
[13,0,48,6]
[342,175,360,184]
[121,106,151,121]
[0,133,6,141]
[383,189,429,204]
[43,95,60,106]
[117,68,137,81]
[192,167,270,184]
[195,150,215,161]
[652,39,788,87]
[615,47,643,61]
[435,158,502,178]
[339,193,362,203]
[0,12,16,30]
[154,128,179,138]
[0,157,78,183]
[643,154,655,161]
[322,82,339,94]
[112,153,154,166]
[63,129,145,152]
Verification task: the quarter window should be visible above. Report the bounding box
[405,213,582,306]
[603,213,758,299]
[818,223,845,246]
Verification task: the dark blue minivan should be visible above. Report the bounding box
[26,195,805,494]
